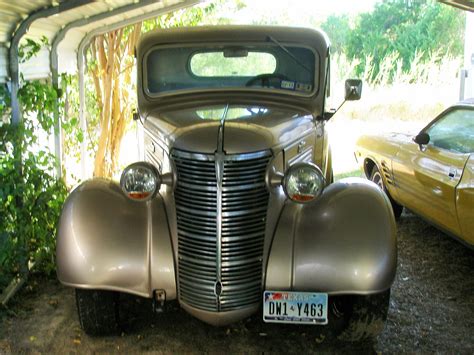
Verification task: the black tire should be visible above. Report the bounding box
[76,289,120,336]
[335,289,391,342]
[370,166,403,219]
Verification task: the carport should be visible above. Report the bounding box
[0,0,201,179]
[0,0,473,179]
[0,0,203,306]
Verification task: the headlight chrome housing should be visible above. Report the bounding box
[120,162,161,201]
[283,162,325,204]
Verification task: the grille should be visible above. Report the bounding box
[172,149,271,312]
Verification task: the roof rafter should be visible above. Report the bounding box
[9,0,94,125]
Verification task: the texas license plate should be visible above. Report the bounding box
[263,291,328,324]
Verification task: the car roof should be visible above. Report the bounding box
[136,25,331,117]
[138,25,330,53]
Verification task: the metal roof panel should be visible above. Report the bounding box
[0,0,198,83]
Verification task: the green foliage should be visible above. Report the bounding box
[58,71,98,183]
[60,74,86,162]
[321,14,351,54]
[18,36,49,64]
[0,85,11,117]
[0,119,67,288]
[142,2,218,32]
[343,0,465,81]
[0,43,67,292]
[18,80,58,131]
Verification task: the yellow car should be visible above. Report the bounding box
[355,99,474,248]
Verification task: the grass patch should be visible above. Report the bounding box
[335,169,364,181]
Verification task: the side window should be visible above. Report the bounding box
[425,109,474,154]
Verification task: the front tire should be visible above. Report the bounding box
[335,289,391,342]
[76,289,120,336]
[370,166,403,219]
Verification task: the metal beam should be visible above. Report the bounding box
[463,12,474,99]
[76,0,201,178]
[51,0,162,67]
[50,0,164,87]
[8,0,93,179]
[51,0,170,179]
[5,0,93,287]
[9,0,93,126]
[52,66,63,179]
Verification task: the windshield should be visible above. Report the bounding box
[145,43,318,96]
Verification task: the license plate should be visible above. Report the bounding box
[263,291,328,324]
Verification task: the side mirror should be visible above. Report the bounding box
[414,132,430,146]
[319,79,363,121]
[345,79,362,101]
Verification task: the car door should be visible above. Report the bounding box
[456,154,474,246]
[392,107,473,236]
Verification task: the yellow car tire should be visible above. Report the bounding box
[370,166,403,220]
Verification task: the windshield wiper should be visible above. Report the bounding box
[267,35,312,75]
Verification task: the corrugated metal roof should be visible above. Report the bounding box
[0,0,472,84]
[0,1,51,43]
[0,0,200,83]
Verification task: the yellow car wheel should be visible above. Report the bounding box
[370,166,403,220]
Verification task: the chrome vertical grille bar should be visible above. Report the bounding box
[172,149,271,312]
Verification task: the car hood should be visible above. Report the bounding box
[144,104,315,154]
[358,131,414,146]
[380,132,413,143]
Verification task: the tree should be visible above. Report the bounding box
[88,3,219,178]
[89,24,140,178]
[321,14,351,54]
[346,0,465,80]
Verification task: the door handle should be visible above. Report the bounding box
[448,168,456,178]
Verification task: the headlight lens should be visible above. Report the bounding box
[120,162,160,201]
[283,163,325,203]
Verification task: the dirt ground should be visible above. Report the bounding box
[0,210,473,354]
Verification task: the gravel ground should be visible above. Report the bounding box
[0,210,473,354]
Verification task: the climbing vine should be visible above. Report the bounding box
[0,40,67,293]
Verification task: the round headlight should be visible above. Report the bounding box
[283,162,325,203]
[120,162,161,201]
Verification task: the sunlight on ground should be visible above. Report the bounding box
[327,82,459,175]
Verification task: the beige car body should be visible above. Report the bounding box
[355,101,474,248]
[57,26,397,326]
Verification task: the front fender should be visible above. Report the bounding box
[266,178,397,294]
[56,179,176,299]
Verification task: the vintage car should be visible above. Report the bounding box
[355,99,474,248]
[57,26,397,341]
